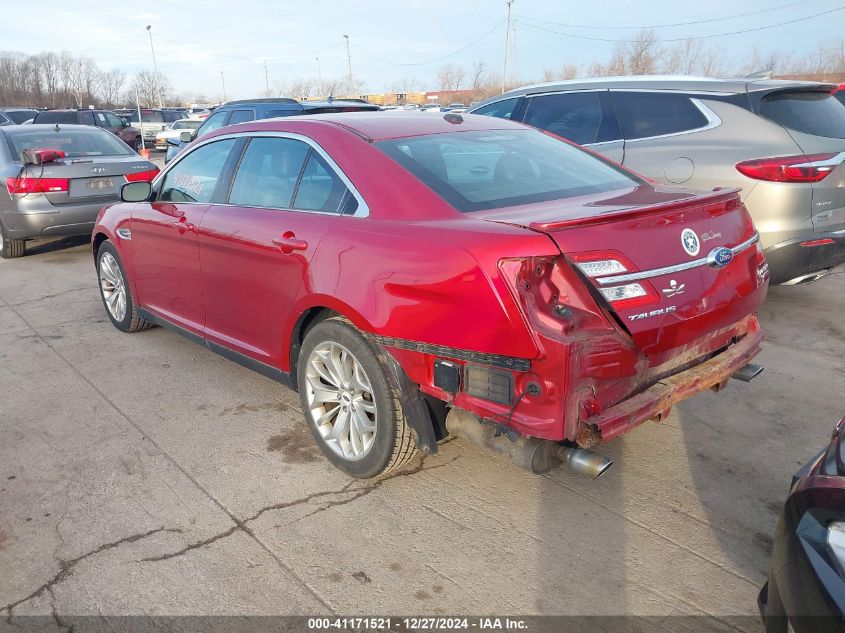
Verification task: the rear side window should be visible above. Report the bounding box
[266,109,298,118]
[377,129,637,212]
[228,137,309,208]
[471,98,520,120]
[78,111,95,125]
[159,138,236,203]
[33,111,77,124]
[6,110,37,124]
[759,91,845,139]
[228,110,255,125]
[195,110,228,138]
[613,92,709,140]
[523,92,622,145]
[293,152,349,213]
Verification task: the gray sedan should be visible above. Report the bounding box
[1,124,158,258]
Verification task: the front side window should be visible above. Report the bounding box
[377,129,637,212]
[523,92,622,145]
[293,152,349,213]
[229,137,309,208]
[195,111,228,139]
[471,97,520,120]
[105,113,124,128]
[228,110,255,125]
[159,139,236,203]
[759,90,845,139]
[613,92,709,140]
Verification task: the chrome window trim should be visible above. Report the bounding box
[611,92,722,143]
[154,130,370,218]
[791,152,845,169]
[595,233,759,286]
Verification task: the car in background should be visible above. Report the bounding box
[1,108,39,124]
[759,416,845,632]
[0,124,158,258]
[163,97,380,163]
[127,108,186,146]
[0,111,12,126]
[470,76,845,285]
[421,104,441,112]
[834,84,845,107]
[154,118,203,151]
[93,112,766,479]
[32,109,143,151]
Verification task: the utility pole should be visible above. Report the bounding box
[343,34,352,88]
[502,0,514,94]
[220,70,227,102]
[145,25,164,107]
[316,57,323,96]
[263,59,270,95]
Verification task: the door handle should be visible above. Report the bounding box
[273,232,308,254]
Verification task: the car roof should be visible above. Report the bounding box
[226,111,524,141]
[478,75,835,102]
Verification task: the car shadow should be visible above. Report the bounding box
[24,235,91,257]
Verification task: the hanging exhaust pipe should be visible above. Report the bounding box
[445,408,612,478]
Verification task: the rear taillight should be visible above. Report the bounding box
[125,168,160,183]
[6,176,69,195]
[569,251,659,310]
[736,153,842,183]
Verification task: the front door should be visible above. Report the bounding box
[130,137,237,334]
[199,136,350,366]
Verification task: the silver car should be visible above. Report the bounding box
[0,124,158,258]
[469,76,845,285]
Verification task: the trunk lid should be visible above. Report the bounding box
[474,184,766,359]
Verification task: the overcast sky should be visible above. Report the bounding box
[1,0,843,100]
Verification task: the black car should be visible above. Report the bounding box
[164,97,379,163]
[0,107,39,124]
[759,416,845,632]
[32,109,143,151]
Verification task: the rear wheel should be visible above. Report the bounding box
[133,136,142,152]
[96,240,152,333]
[297,318,418,478]
[0,223,25,259]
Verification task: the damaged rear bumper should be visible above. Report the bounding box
[582,325,765,443]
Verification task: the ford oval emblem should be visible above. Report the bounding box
[706,246,733,269]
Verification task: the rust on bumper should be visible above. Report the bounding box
[584,325,764,443]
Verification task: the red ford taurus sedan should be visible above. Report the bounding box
[92,112,769,478]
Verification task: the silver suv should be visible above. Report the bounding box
[469,76,845,285]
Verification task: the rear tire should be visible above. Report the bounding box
[134,137,142,152]
[297,317,418,478]
[96,240,152,333]
[0,223,25,259]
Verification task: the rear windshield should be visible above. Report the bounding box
[128,110,165,123]
[376,129,637,212]
[759,90,845,139]
[6,110,38,124]
[33,111,77,124]
[5,128,133,160]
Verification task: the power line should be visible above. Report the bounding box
[514,5,845,43]
[356,20,505,67]
[516,0,813,30]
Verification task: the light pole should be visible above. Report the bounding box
[220,70,227,102]
[316,57,323,97]
[502,0,514,94]
[343,34,352,88]
[145,25,164,107]
[263,59,270,96]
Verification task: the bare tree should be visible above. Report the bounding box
[436,63,465,91]
[128,70,172,107]
[542,63,580,82]
[99,69,125,107]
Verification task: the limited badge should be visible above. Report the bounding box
[681,228,700,256]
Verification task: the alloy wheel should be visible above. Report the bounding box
[304,341,378,461]
[99,252,127,322]
[0,228,4,252]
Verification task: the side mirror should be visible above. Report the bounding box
[166,136,181,147]
[179,130,194,143]
[121,181,152,202]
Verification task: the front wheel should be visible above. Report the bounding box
[297,318,418,478]
[96,240,152,333]
[133,137,142,152]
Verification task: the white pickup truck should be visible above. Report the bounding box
[127,109,185,145]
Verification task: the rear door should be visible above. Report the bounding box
[755,88,845,236]
[198,135,349,366]
[130,137,238,334]
[520,91,624,162]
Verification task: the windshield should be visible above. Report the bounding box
[128,110,165,123]
[376,129,638,212]
[759,90,845,139]
[5,128,133,159]
[171,120,202,130]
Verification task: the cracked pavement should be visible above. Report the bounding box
[1,236,844,625]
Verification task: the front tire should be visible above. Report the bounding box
[297,318,418,478]
[96,240,152,333]
[134,136,143,152]
[0,222,25,259]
